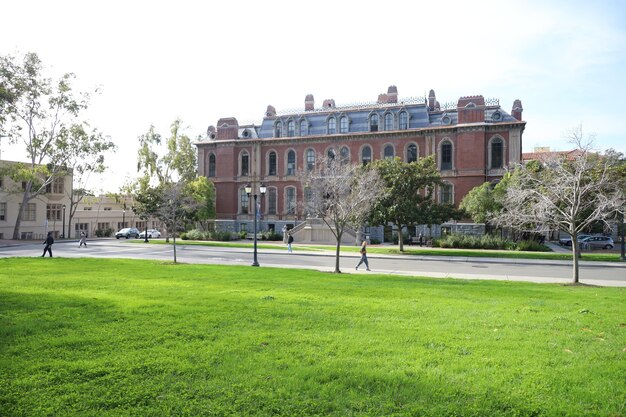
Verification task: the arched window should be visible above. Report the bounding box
[240,151,249,176]
[306,149,316,171]
[287,150,296,175]
[274,121,282,138]
[384,144,395,159]
[286,187,296,214]
[240,188,249,214]
[300,119,308,136]
[328,117,336,134]
[268,151,277,176]
[208,153,216,177]
[370,114,379,132]
[384,113,393,131]
[268,188,277,215]
[340,146,350,165]
[340,116,349,133]
[361,145,372,165]
[399,111,408,130]
[406,144,417,163]
[441,141,453,170]
[490,138,504,169]
[287,120,295,137]
[440,183,453,204]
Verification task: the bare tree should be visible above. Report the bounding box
[493,125,624,284]
[300,156,386,273]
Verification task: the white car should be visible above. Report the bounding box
[139,229,161,238]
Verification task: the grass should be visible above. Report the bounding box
[146,238,626,262]
[1,257,625,416]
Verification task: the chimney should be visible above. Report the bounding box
[216,118,239,140]
[377,93,388,104]
[457,95,485,124]
[512,99,523,121]
[305,94,314,111]
[428,89,436,110]
[265,105,276,118]
[322,99,335,109]
[387,85,398,103]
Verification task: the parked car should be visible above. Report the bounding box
[558,234,591,246]
[579,236,614,250]
[115,227,140,239]
[139,229,161,239]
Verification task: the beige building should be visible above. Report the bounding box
[74,195,162,238]
[0,160,72,240]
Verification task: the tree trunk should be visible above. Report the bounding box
[335,240,341,273]
[397,222,404,252]
[571,237,580,284]
[12,184,32,240]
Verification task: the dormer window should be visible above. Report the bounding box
[328,117,336,134]
[399,111,408,130]
[384,113,393,131]
[287,120,295,137]
[340,116,349,133]
[370,114,379,132]
[300,119,308,136]
[275,121,282,138]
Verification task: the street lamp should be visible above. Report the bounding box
[62,204,66,239]
[245,183,266,267]
[122,209,126,228]
[143,216,149,243]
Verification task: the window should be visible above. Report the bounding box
[361,146,372,165]
[0,202,6,221]
[268,188,277,215]
[399,111,408,130]
[45,177,64,194]
[491,138,504,169]
[240,188,249,214]
[327,148,336,160]
[83,207,92,211]
[97,222,110,231]
[104,207,112,211]
[406,144,417,163]
[21,203,36,221]
[240,223,247,233]
[327,117,336,134]
[268,151,277,176]
[384,144,394,159]
[287,120,295,137]
[340,116,349,133]
[287,150,296,175]
[275,122,282,138]
[340,146,350,165]
[370,114,379,132]
[241,151,249,176]
[46,204,62,221]
[384,113,393,131]
[306,149,315,171]
[440,183,453,204]
[441,142,453,170]
[300,119,308,136]
[208,154,216,177]
[286,187,296,214]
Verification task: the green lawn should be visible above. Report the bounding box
[1,258,624,416]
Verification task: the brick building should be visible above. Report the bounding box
[195,86,525,241]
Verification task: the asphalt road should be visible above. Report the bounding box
[2,239,625,287]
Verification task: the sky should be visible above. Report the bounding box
[1,0,625,193]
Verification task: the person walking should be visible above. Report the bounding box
[282,225,288,244]
[355,239,370,271]
[418,232,423,247]
[79,231,87,248]
[287,232,294,253]
[41,232,54,257]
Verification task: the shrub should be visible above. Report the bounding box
[94,228,113,238]
[185,229,207,240]
[262,230,283,241]
[436,234,549,252]
[180,233,188,240]
[213,231,232,241]
[516,240,550,252]
[238,231,247,240]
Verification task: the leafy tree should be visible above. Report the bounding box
[492,125,624,284]
[367,156,441,251]
[419,201,464,238]
[0,52,106,239]
[300,156,385,273]
[186,176,216,230]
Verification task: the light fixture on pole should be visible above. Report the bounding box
[245,183,266,267]
[122,209,126,228]
[62,204,66,239]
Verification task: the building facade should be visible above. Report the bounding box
[196,86,525,238]
[0,160,73,240]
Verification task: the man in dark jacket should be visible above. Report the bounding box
[42,232,54,257]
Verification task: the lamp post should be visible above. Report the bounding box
[144,216,149,243]
[61,204,66,239]
[620,210,625,261]
[122,209,126,228]
[245,183,266,267]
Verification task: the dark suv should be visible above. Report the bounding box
[115,227,140,239]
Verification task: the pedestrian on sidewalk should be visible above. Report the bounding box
[287,232,294,253]
[355,239,370,271]
[79,231,87,248]
[41,232,54,257]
